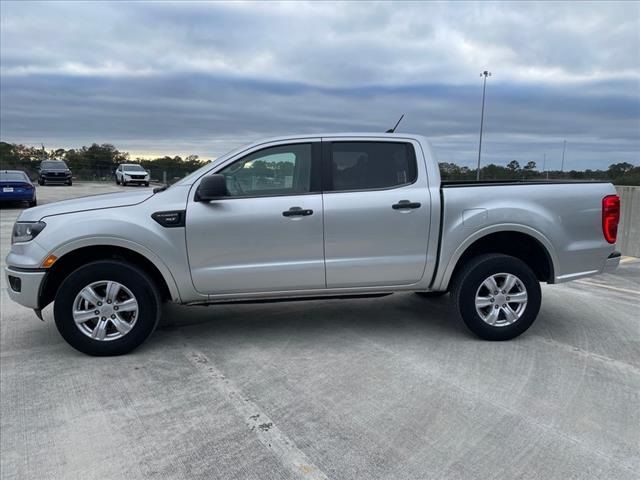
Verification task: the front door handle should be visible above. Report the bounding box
[282,206,313,217]
[392,200,421,210]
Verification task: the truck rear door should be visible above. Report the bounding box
[321,138,431,288]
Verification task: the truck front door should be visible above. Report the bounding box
[186,141,325,295]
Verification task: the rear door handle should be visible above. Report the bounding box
[282,206,313,217]
[392,200,421,210]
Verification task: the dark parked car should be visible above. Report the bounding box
[0,170,37,207]
[38,160,72,186]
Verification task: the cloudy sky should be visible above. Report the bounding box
[1,1,639,170]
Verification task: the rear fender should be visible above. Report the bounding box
[433,224,559,291]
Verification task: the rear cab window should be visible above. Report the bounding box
[325,141,417,192]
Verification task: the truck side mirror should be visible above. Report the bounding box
[195,174,229,202]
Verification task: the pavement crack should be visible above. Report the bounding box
[258,422,273,432]
[181,338,330,480]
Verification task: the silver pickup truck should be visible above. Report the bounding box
[5,133,621,355]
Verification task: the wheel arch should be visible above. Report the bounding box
[438,225,558,291]
[39,240,181,310]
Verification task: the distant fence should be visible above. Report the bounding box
[616,186,640,258]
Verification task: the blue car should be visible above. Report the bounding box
[0,170,37,207]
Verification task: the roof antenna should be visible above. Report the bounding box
[386,114,404,133]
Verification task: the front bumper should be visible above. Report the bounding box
[41,174,71,183]
[123,177,149,183]
[5,267,46,309]
[603,251,621,274]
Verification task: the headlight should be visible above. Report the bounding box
[12,222,46,244]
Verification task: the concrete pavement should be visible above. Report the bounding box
[1,183,639,480]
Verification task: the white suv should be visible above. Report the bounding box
[115,164,150,186]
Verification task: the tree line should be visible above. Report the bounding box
[0,142,207,183]
[1,141,638,185]
[440,159,639,185]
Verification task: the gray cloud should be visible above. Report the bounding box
[1,1,638,169]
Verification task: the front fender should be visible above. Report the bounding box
[34,208,197,303]
[48,236,182,302]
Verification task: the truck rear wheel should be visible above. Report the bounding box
[54,260,161,356]
[452,254,541,341]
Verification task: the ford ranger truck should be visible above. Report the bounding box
[5,134,621,355]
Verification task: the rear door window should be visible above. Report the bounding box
[326,142,417,191]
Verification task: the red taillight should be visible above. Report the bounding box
[602,195,620,244]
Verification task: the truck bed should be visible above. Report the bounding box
[432,179,618,291]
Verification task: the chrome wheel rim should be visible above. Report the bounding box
[475,273,528,327]
[72,280,138,341]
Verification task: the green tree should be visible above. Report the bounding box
[506,160,520,174]
[607,162,634,179]
[523,161,537,178]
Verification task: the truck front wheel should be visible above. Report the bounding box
[53,260,161,356]
[452,254,541,341]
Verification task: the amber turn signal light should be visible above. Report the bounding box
[41,255,58,268]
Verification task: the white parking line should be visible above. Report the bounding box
[184,346,330,480]
[574,280,640,296]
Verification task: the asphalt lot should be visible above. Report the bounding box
[1,182,639,480]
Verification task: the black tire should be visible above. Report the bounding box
[116,178,120,185]
[28,198,37,207]
[145,182,149,187]
[451,254,541,341]
[415,291,448,298]
[54,260,161,356]
[67,180,72,186]
[39,178,45,186]
[122,180,127,186]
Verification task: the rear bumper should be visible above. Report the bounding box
[5,266,46,309]
[0,192,34,201]
[603,251,621,273]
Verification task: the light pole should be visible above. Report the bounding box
[560,139,567,174]
[476,70,491,180]
[543,153,548,180]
